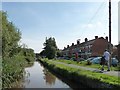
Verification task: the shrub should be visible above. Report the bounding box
[86,60,92,65]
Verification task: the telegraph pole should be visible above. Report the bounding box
[109,0,111,46]
[109,0,111,66]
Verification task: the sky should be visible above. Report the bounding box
[1,0,119,53]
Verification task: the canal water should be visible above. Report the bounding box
[14,61,85,89]
[24,61,71,88]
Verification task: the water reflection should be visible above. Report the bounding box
[43,69,56,86]
[11,61,85,89]
[23,61,70,88]
[41,63,87,89]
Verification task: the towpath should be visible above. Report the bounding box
[49,60,120,77]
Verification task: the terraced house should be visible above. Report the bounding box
[117,44,120,62]
[62,36,112,59]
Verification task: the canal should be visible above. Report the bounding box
[13,61,86,89]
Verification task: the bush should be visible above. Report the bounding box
[86,60,92,65]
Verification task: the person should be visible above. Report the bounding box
[101,49,111,71]
[100,56,105,65]
[75,52,79,63]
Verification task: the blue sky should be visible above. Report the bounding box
[2,0,119,53]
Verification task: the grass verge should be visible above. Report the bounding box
[54,59,119,71]
[40,58,120,88]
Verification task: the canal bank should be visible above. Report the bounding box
[23,61,71,88]
[39,59,120,88]
[9,61,86,89]
[39,62,87,89]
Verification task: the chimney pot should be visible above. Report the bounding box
[67,45,69,48]
[105,36,108,41]
[95,36,98,39]
[77,39,80,44]
[85,38,88,42]
[72,43,74,46]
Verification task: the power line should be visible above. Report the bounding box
[78,0,107,40]
[86,0,109,38]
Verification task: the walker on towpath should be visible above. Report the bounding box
[49,60,120,77]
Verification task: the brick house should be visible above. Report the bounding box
[117,44,120,62]
[62,36,112,59]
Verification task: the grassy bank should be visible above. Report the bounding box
[40,58,120,88]
[54,59,119,71]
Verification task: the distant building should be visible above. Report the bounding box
[117,44,120,62]
[62,36,112,59]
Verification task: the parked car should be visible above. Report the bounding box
[90,57,102,64]
[78,58,85,61]
[62,57,70,60]
[90,57,118,66]
[111,58,118,66]
[86,57,96,61]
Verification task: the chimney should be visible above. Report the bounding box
[67,45,69,48]
[85,38,88,42]
[77,39,80,44]
[72,43,74,46]
[95,36,98,39]
[105,36,108,41]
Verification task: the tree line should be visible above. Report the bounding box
[1,11,35,88]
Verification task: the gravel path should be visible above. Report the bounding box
[50,60,120,77]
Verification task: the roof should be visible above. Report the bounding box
[63,39,96,51]
[79,39,95,46]
[62,37,111,51]
[63,37,111,51]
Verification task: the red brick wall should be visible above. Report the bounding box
[91,38,108,56]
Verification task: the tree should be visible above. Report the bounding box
[2,11,21,59]
[41,37,58,59]
[56,49,63,57]
[1,11,35,88]
[40,50,46,56]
